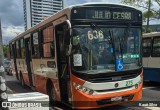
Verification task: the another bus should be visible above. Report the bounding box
[142,32,160,82]
[9,3,143,109]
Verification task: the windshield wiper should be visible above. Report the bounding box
[118,37,123,58]
[118,24,131,58]
[108,29,116,59]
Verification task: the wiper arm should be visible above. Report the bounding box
[119,24,131,57]
[118,37,123,58]
[108,29,114,45]
[108,29,116,68]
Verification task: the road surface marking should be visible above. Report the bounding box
[145,107,160,110]
[142,87,156,90]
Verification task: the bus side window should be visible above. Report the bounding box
[20,39,25,58]
[142,38,151,57]
[42,26,55,58]
[32,32,40,58]
[50,42,55,58]
[9,43,13,59]
[16,40,21,58]
[152,37,160,57]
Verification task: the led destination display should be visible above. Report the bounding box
[87,10,132,20]
[71,7,142,21]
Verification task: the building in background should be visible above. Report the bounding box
[23,0,63,30]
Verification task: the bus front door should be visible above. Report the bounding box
[55,24,71,104]
[12,43,19,80]
[24,37,34,87]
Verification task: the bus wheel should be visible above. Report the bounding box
[48,83,56,106]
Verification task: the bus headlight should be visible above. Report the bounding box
[0,83,7,91]
[73,82,94,95]
[1,92,7,99]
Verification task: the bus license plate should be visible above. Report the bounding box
[111,96,122,102]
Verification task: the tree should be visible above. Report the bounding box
[121,0,160,33]
[3,45,9,58]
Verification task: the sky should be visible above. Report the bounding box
[0,0,159,44]
[0,0,24,44]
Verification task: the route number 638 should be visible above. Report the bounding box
[88,30,104,40]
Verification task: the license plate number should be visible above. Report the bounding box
[111,96,122,101]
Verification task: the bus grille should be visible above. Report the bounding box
[95,86,133,93]
[88,72,139,83]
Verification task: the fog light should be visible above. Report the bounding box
[88,89,94,95]
[0,83,6,91]
[1,92,7,99]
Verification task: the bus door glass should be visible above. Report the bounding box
[24,37,34,86]
[12,43,19,80]
[55,23,71,104]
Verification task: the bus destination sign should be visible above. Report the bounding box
[86,10,132,20]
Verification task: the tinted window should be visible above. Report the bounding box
[152,37,160,57]
[42,26,55,58]
[142,38,151,57]
[32,32,40,58]
[16,40,20,58]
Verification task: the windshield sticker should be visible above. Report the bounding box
[116,59,124,71]
[88,30,104,40]
[131,54,140,58]
[123,54,140,59]
[73,54,82,66]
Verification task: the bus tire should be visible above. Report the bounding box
[47,82,56,106]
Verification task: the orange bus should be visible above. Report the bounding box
[9,3,143,109]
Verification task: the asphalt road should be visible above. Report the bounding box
[5,74,160,110]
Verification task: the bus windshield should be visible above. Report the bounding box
[71,27,141,73]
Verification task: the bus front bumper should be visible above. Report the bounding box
[71,83,142,109]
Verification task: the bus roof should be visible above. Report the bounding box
[9,2,141,43]
[67,2,141,12]
[143,32,160,38]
